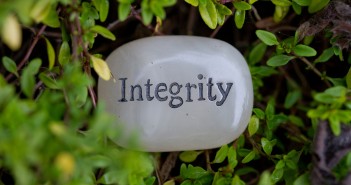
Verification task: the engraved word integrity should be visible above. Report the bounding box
[118,74,233,108]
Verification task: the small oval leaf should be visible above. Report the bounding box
[248,115,259,136]
[199,0,217,29]
[234,10,245,29]
[293,44,317,57]
[179,151,202,163]
[58,41,71,66]
[267,55,295,67]
[45,38,55,70]
[90,25,116,40]
[2,56,18,77]
[234,1,252,10]
[213,145,228,163]
[91,55,111,81]
[242,150,255,163]
[256,30,279,46]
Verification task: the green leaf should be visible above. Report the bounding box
[164,179,175,185]
[231,175,245,185]
[199,0,217,29]
[271,168,284,183]
[227,147,238,168]
[21,59,42,98]
[234,10,245,29]
[267,55,295,67]
[258,171,273,185]
[213,144,228,163]
[268,114,288,130]
[256,30,279,46]
[242,150,255,163]
[58,41,70,66]
[39,73,59,89]
[2,56,18,77]
[44,38,55,70]
[181,180,192,185]
[289,115,304,127]
[292,2,302,14]
[233,1,252,10]
[185,0,199,6]
[275,160,285,169]
[285,159,297,169]
[145,176,156,185]
[347,67,351,89]
[118,3,131,21]
[272,0,292,6]
[97,170,120,184]
[293,0,311,6]
[216,3,232,15]
[273,5,290,22]
[42,6,60,28]
[99,0,109,22]
[293,44,317,57]
[284,90,301,109]
[151,1,166,19]
[248,115,259,136]
[261,138,274,155]
[315,47,334,63]
[140,1,153,25]
[308,0,329,13]
[179,151,202,163]
[265,100,275,120]
[293,172,310,185]
[329,115,341,135]
[253,108,265,119]
[90,25,116,40]
[249,42,267,64]
[183,165,209,179]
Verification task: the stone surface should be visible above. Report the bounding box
[98,36,253,152]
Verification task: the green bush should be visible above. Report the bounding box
[0,0,350,184]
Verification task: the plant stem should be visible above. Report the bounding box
[299,56,331,87]
[5,25,47,81]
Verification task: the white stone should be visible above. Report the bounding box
[98,36,253,152]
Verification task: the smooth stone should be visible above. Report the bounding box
[98,36,253,152]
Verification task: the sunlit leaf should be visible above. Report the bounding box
[1,14,22,51]
[213,145,228,163]
[199,0,217,29]
[91,55,111,81]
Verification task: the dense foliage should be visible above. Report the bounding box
[0,0,350,184]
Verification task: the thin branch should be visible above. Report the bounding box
[251,5,261,21]
[205,150,214,172]
[5,25,47,81]
[298,56,331,87]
